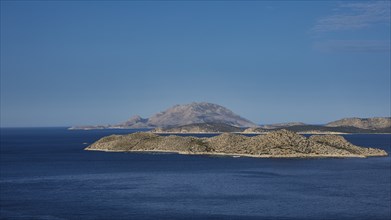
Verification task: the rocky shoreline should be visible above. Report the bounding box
[85,130,388,158]
[86,148,376,158]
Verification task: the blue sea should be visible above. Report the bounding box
[0,128,390,220]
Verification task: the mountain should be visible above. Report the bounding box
[145,102,256,128]
[326,117,391,130]
[85,130,387,158]
[70,102,257,129]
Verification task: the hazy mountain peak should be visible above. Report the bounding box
[72,102,258,129]
[147,102,257,128]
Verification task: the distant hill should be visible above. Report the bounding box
[260,122,306,129]
[256,117,391,134]
[70,102,257,129]
[151,122,243,133]
[151,123,391,134]
[326,117,391,130]
[145,102,256,128]
[280,125,391,134]
[69,105,390,133]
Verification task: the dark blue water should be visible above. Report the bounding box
[1,128,390,220]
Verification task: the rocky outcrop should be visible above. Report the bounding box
[85,130,387,158]
[326,117,391,130]
[151,123,243,133]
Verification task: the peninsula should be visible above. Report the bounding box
[85,130,387,158]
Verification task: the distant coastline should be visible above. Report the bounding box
[70,122,391,134]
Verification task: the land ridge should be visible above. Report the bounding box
[151,122,391,134]
[68,101,390,134]
[326,117,391,129]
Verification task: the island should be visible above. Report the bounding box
[70,102,257,130]
[69,102,391,134]
[85,130,387,158]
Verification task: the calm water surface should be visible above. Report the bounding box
[1,128,390,220]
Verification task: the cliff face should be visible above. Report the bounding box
[85,130,387,158]
[326,117,391,130]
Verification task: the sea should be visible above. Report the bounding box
[0,128,390,220]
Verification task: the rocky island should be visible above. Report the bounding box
[70,102,257,130]
[86,130,387,158]
[70,102,390,134]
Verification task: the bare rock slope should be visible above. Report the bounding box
[326,117,391,130]
[86,130,387,158]
[144,102,257,128]
[72,102,257,129]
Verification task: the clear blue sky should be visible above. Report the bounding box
[1,0,390,127]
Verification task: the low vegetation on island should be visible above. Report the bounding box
[86,130,387,158]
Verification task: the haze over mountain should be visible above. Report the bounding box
[72,102,257,129]
[70,102,390,132]
[146,102,256,127]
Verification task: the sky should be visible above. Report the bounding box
[1,0,390,127]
